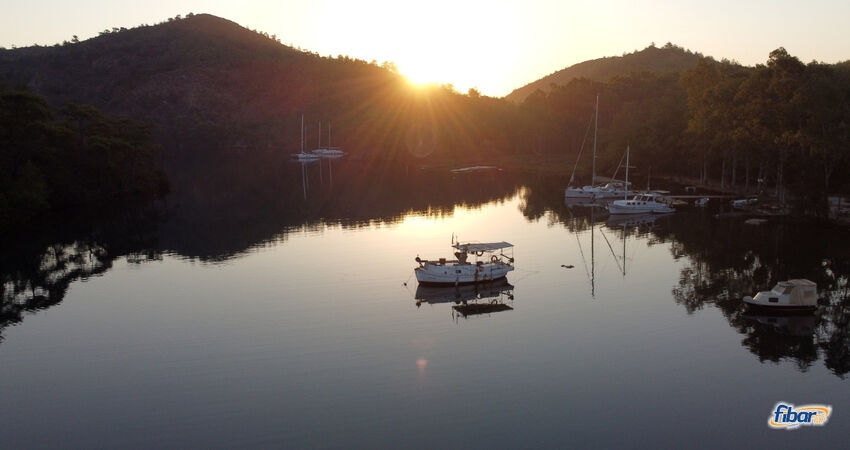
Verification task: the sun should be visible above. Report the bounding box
[400,59,447,88]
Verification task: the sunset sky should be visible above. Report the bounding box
[3,0,849,96]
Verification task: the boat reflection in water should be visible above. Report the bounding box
[415,279,515,320]
[742,313,818,337]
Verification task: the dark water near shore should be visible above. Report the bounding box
[2,161,849,448]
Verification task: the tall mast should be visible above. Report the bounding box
[592,94,598,186]
[300,114,304,154]
[328,121,332,148]
[624,145,630,200]
[318,120,322,148]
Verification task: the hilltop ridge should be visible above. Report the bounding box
[505,44,703,102]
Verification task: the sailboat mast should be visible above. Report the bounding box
[592,94,598,185]
[328,121,332,148]
[318,120,322,148]
[300,114,304,154]
[624,145,630,200]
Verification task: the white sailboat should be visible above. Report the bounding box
[565,95,633,199]
[607,146,675,214]
[293,114,322,161]
[312,120,345,157]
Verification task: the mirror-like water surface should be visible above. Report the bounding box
[2,166,849,448]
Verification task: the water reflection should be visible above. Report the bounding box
[2,169,850,380]
[520,176,850,377]
[414,280,515,321]
[0,215,161,342]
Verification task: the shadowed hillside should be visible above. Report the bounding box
[0,13,524,190]
[506,43,703,102]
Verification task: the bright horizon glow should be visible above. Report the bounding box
[3,1,850,97]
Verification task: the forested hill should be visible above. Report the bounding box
[505,44,702,102]
[0,14,523,177]
[0,14,398,164]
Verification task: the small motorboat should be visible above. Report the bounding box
[608,192,675,214]
[414,240,514,286]
[743,279,818,313]
[695,197,709,207]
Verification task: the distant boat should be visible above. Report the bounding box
[414,239,514,286]
[608,192,676,214]
[565,95,633,199]
[311,120,345,158]
[293,114,321,161]
[607,146,675,214]
[732,198,758,209]
[451,165,500,174]
[743,279,818,313]
[695,197,709,207]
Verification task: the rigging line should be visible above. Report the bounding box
[568,111,596,186]
[610,151,626,182]
[575,228,592,283]
[598,227,624,274]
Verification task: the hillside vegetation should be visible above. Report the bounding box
[0,14,524,179]
[1,14,849,220]
[505,43,702,102]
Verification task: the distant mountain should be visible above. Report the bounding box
[0,14,390,161]
[0,13,523,192]
[505,44,703,102]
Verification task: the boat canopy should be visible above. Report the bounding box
[454,242,513,252]
[777,279,818,306]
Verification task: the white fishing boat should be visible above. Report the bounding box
[607,146,675,214]
[293,114,322,161]
[743,279,818,313]
[414,240,514,286]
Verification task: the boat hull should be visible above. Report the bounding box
[565,188,596,198]
[608,201,674,214]
[415,263,514,286]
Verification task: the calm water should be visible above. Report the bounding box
[2,164,849,448]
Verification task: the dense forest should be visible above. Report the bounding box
[1,13,848,222]
[520,48,850,216]
[0,89,168,229]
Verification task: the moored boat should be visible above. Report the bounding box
[414,240,514,286]
[743,279,818,313]
[606,145,674,214]
[293,114,322,161]
[608,192,676,214]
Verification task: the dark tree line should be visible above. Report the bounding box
[0,88,169,230]
[517,48,850,216]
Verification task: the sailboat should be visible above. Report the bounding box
[607,146,675,214]
[312,120,345,158]
[565,95,632,199]
[293,114,322,161]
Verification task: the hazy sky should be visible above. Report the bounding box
[3,0,849,96]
